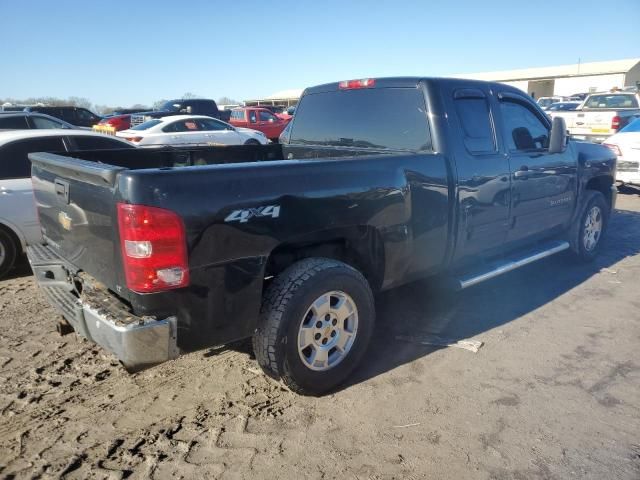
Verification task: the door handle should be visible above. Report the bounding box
[514,166,529,179]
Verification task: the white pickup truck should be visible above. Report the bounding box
[564,91,640,143]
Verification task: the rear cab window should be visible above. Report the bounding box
[0,137,66,179]
[583,94,639,109]
[290,87,432,152]
[0,116,29,129]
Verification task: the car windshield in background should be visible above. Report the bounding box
[548,102,580,111]
[583,94,639,109]
[620,118,640,133]
[130,119,162,130]
[290,88,431,151]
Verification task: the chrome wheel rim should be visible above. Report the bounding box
[297,290,358,372]
[583,205,603,252]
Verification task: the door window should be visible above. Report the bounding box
[31,116,67,129]
[0,116,29,129]
[259,111,277,122]
[76,108,99,125]
[500,101,549,151]
[162,119,202,133]
[0,137,65,179]
[454,96,495,154]
[249,111,257,123]
[196,118,229,131]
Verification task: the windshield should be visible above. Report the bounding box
[583,94,639,109]
[130,119,162,130]
[290,87,431,151]
[619,118,640,133]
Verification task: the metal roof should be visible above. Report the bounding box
[453,58,640,82]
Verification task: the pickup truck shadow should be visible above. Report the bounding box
[341,207,640,392]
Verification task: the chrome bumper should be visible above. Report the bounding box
[27,244,178,371]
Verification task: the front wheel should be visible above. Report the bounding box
[244,139,261,146]
[570,191,609,262]
[0,229,17,279]
[253,258,375,395]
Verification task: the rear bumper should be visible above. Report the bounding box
[27,244,178,371]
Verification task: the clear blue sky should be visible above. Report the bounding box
[1,0,638,107]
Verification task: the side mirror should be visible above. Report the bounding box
[549,116,567,154]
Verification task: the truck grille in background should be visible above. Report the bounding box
[130,114,147,127]
[618,161,640,172]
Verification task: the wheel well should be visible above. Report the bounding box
[0,223,21,252]
[264,226,385,292]
[585,175,613,206]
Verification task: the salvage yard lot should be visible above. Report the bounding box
[1,193,639,479]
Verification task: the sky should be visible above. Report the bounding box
[1,0,639,107]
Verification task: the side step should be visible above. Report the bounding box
[456,240,570,290]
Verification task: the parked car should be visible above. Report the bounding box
[568,93,589,101]
[569,91,640,143]
[0,130,134,278]
[24,106,102,128]
[0,111,74,130]
[116,115,267,146]
[96,114,133,132]
[537,96,567,110]
[604,118,640,186]
[27,77,616,395]
[229,107,290,141]
[130,99,231,128]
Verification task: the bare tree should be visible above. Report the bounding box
[218,96,241,105]
[181,92,198,99]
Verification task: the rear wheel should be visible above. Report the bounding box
[570,191,609,262]
[0,229,17,279]
[244,139,260,146]
[253,258,375,395]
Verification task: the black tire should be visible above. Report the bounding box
[244,139,260,146]
[0,228,18,279]
[253,258,375,395]
[569,191,609,262]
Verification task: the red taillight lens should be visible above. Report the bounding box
[603,143,622,156]
[611,115,621,131]
[338,78,376,90]
[117,203,189,293]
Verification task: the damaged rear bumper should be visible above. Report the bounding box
[27,244,179,371]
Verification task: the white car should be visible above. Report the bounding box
[0,130,134,278]
[116,115,268,146]
[604,118,640,186]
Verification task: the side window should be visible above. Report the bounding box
[31,116,65,129]
[500,101,550,151]
[196,118,227,131]
[249,111,257,123]
[454,94,495,154]
[259,111,277,122]
[70,136,132,150]
[0,137,65,179]
[76,109,98,125]
[0,116,29,129]
[162,120,201,133]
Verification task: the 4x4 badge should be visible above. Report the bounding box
[224,205,280,223]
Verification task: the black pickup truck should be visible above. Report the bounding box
[129,98,231,128]
[28,77,616,395]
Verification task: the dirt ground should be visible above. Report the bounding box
[1,191,640,480]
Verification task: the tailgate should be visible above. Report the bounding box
[30,152,126,289]
[572,111,613,136]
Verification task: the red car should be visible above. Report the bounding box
[97,113,132,132]
[229,107,290,141]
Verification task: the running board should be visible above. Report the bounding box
[457,240,570,290]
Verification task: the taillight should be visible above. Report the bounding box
[603,143,622,156]
[611,116,621,131]
[117,203,189,293]
[338,78,376,90]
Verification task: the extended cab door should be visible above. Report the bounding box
[256,110,281,139]
[448,86,512,259]
[497,92,577,242]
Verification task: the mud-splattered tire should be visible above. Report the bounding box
[0,229,17,280]
[252,258,375,396]
[570,191,609,262]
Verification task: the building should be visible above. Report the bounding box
[454,58,640,98]
[244,88,303,108]
[245,58,640,105]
